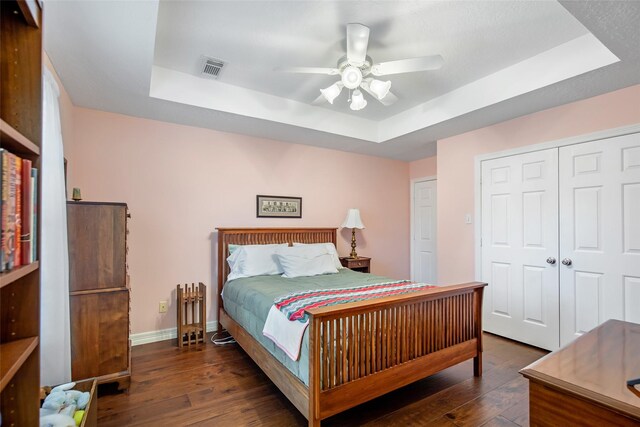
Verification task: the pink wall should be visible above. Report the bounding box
[64,108,410,334]
[55,63,639,334]
[437,84,640,284]
[409,155,437,179]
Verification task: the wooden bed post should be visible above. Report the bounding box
[473,286,484,377]
[308,316,321,427]
[216,230,226,335]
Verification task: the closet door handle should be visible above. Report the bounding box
[546,257,556,265]
[561,258,572,266]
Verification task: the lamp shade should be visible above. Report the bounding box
[349,89,367,111]
[369,79,391,100]
[341,208,365,229]
[320,82,344,104]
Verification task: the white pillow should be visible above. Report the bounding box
[275,245,338,278]
[226,244,241,270]
[292,242,343,270]
[226,243,288,281]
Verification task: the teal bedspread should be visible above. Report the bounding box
[222,269,393,386]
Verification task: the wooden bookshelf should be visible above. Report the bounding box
[0,337,38,391]
[0,118,40,157]
[0,0,43,425]
[0,261,39,289]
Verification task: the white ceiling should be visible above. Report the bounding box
[44,1,640,161]
[154,1,588,120]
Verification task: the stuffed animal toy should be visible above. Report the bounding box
[40,382,90,426]
[39,413,76,427]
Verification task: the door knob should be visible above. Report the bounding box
[561,258,572,266]
[546,257,556,265]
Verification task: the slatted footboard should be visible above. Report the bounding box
[307,283,485,426]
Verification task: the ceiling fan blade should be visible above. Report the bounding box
[312,93,328,105]
[275,67,339,75]
[371,55,444,76]
[379,90,398,106]
[346,23,370,66]
[360,81,398,106]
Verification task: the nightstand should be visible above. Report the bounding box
[339,256,371,273]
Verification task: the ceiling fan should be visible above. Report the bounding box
[276,23,444,111]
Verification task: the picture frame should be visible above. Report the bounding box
[256,195,302,218]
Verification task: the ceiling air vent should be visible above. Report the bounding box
[200,57,225,79]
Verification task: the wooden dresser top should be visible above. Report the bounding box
[521,319,640,418]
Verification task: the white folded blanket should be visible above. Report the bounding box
[262,305,309,361]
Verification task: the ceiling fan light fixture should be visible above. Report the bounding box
[341,66,363,89]
[279,24,443,111]
[320,82,343,104]
[350,89,367,111]
[369,79,391,100]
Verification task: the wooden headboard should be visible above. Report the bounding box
[215,227,337,311]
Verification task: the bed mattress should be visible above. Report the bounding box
[222,268,393,385]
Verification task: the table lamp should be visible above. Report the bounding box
[341,208,365,258]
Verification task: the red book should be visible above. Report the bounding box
[1,149,9,271]
[21,159,32,265]
[14,156,22,267]
[1,150,17,271]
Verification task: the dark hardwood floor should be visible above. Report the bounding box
[97,333,547,426]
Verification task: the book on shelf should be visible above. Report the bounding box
[1,149,16,272]
[21,159,32,265]
[14,155,22,267]
[0,148,38,273]
[31,167,38,263]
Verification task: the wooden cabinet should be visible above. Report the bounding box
[521,320,640,425]
[67,202,127,291]
[67,202,131,390]
[0,1,43,425]
[339,256,371,273]
[70,290,129,382]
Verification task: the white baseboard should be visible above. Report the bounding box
[130,320,219,346]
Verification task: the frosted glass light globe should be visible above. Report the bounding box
[350,90,367,111]
[341,66,363,90]
[320,82,343,104]
[369,79,391,100]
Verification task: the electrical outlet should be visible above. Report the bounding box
[159,301,168,313]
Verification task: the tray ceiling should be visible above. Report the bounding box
[44,1,640,161]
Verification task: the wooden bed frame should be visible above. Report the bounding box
[216,227,486,426]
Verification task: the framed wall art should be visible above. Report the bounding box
[256,195,302,218]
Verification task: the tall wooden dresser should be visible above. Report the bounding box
[67,201,131,390]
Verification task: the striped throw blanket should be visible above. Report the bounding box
[275,280,436,322]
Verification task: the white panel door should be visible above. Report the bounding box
[481,149,559,350]
[559,133,640,345]
[412,179,437,283]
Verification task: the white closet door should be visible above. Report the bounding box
[559,133,640,346]
[412,179,437,283]
[481,149,559,350]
